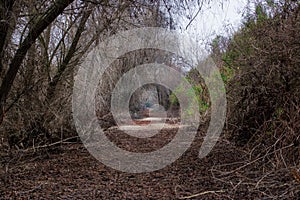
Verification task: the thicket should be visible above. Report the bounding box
[220,0,300,167]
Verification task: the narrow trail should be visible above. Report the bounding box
[1,119,298,199]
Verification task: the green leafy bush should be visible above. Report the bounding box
[169,73,210,119]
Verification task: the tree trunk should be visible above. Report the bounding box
[0,0,15,73]
[0,0,75,125]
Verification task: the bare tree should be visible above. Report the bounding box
[0,0,75,124]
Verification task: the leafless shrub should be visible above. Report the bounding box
[226,1,300,167]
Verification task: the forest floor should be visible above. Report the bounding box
[0,120,299,199]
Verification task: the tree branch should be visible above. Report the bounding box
[46,7,92,102]
[0,0,75,125]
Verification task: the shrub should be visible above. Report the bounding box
[224,0,300,166]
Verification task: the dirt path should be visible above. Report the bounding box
[0,124,299,199]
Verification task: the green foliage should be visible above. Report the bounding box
[220,65,235,84]
[169,92,179,105]
[169,77,209,118]
[255,3,268,22]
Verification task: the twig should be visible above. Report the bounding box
[178,190,225,199]
[220,144,293,176]
[19,136,79,152]
[185,2,203,30]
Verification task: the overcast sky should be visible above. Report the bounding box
[179,0,248,49]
